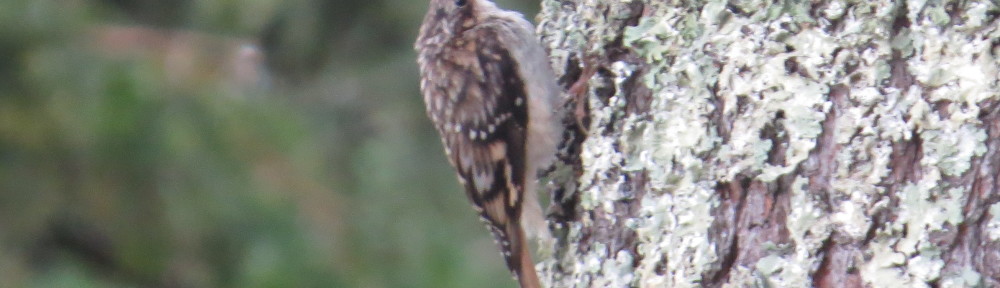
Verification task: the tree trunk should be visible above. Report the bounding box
[536,0,1000,287]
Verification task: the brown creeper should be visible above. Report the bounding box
[415,0,561,287]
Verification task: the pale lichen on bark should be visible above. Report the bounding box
[537,0,999,287]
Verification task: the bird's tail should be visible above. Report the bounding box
[511,223,542,288]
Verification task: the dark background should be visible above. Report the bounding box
[0,0,538,287]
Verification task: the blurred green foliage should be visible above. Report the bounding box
[0,0,538,287]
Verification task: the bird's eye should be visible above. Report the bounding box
[455,0,467,7]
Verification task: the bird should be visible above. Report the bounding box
[415,0,563,287]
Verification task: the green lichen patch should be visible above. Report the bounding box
[538,0,1000,286]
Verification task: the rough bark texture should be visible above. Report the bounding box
[534,0,1000,287]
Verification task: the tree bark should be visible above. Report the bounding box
[536,0,1000,287]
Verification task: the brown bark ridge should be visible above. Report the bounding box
[536,0,1000,287]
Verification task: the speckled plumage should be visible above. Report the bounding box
[415,0,561,287]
